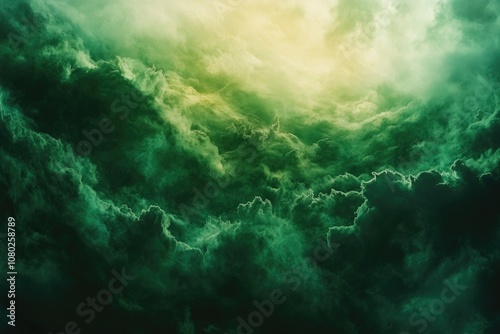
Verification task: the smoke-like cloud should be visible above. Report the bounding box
[0,0,499,333]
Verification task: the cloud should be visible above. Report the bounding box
[0,0,499,333]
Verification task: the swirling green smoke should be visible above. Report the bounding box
[0,0,499,333]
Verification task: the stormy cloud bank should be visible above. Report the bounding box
[1,0,499,333]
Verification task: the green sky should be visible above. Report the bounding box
[1,0,499,333]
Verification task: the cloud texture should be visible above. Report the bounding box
[0,0,499,333]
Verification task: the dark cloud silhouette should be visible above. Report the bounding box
[0,0,499,333]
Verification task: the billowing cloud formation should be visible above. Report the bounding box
[0,0,499,333]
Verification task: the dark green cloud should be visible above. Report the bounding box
[0,0,499,333]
